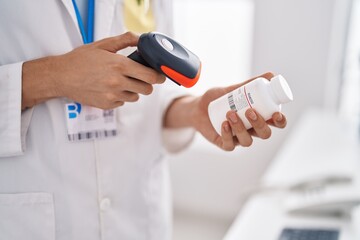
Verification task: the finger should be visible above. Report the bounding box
[111,101,125,108]
[121,57,166,85]
[117,91,140,102]
[271,112,287,128]
[201,72,276,104]
[221,121,235,151]
[99,101,124,110]
[247,128,259,138]
[224,72,275,93]
[94,32,139,53]
[226,111,253,147]
[122,77,154,95]
[245,109,272,139]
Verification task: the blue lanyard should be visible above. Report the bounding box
[72,0,95,44]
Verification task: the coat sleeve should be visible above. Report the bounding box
[0,62,34,157]
[159,81,196,154]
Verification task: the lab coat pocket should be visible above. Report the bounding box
[0,192,55,240]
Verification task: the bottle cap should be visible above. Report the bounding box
[270,75,293,104]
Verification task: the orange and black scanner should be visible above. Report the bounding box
[128,32,201,88]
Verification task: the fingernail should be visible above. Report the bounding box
[277,113,283,122]
[223,122,230,132]
[247,109,257,121]
[229,112,238,123]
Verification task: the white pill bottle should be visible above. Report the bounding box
[208,75,293,135]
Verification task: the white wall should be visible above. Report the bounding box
[252,0,349,120]
[169,0,348,221]
[172,0,254,94]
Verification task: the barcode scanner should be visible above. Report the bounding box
[127,32,201,88]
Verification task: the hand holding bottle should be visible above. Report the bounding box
[191,73,288,150]
[164,72,290,150]
[208,74,293,135]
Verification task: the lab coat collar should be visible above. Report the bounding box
[60,0,116,42]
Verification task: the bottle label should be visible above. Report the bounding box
[227,86,252,112]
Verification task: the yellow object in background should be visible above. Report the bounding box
[123,0,156,33]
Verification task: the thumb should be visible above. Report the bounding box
[224,72,275,93]
[93,32,139,53]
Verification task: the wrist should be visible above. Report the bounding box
[22,56,63,108]
[188,96,200,129]
[164,95,198,129]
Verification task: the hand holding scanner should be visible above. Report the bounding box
[128,32,201,88]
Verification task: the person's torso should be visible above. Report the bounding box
[0,1,173,239]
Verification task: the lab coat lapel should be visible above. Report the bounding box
[94,0,116,40]
[60,0,84,43]
[60,0,80,30]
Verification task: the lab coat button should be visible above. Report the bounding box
[100,198,111,211]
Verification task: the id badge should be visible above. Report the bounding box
[64,102,117,141]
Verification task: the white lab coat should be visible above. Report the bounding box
[0,0,194,239]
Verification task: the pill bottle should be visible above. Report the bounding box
[208,75,293,135]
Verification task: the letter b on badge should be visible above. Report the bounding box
[67,103,82,119]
